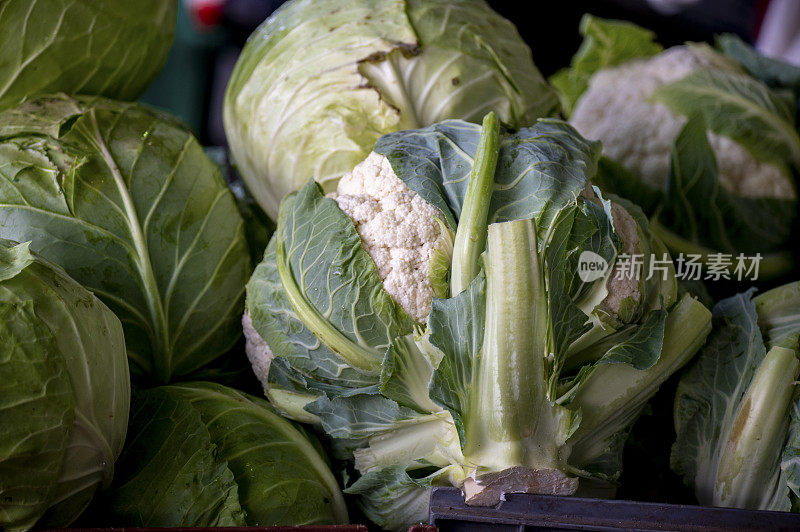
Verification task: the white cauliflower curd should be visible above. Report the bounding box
[570,46,796,199]
[329,151,451,323]
[244,151,451,393]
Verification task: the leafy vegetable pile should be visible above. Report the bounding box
[3,1,800,531]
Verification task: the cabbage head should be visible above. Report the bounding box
[0,0,176,111]
[0,240,130,531]
[0,95,251,384]
[105,382,348,527]
[223,0,559,219]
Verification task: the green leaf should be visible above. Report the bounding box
[171,383,348,525]
[0,95,251,384]
[550,14,663,115]
[717,34,800,102]
[657,114,795,254]
[108,387,246,527]
[264,357,325,424]
[0,301,73,532]
[108,383,348,526]
[0,0,176,110]
[653,70,800,168]
[248,239,376,390]
[307,393,421,444]
[544,206,594,380]
[271,179,415,376]
[490,120,600,229]
[344,465,430,531]
[592,156,664,216]
[754,280,800,350]
[597,308,667,370]
[0,240,129,529]
[374,119,600,233]
[428,272,486,442]
[380,335,439,414]
[374,120,482,228]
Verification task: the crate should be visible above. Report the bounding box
[429,487,800,531]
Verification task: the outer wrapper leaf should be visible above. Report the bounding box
[653,70,800,169]
[0,95,251,384]
[550,14,663,115]
[0,301,73,532]
[0,0,175,110]
[375,119,600,232]
[428,272,486,441]
[658,115,795,255]
[246,179,415,392]
[717,34,800,111]
[0,240,129,530]
[344,465,431,531]
[672,287,800,510]
[107,383,348,526]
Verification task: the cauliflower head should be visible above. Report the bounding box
[570,46,796,199]
[330,152,452,323]
[244,152,452,396]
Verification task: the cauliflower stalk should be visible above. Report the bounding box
[553,15,800,277]
[244,113,711,530]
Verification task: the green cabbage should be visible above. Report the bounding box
[0,95,251,384]
[0,240,130,531]
[105,382,348,527]
[223,0,559,219]
[0,0,176,111]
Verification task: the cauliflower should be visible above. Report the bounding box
[243,311,272,392]
[599,201,641,321]
[244,152,450,396]
[329,151,451,322]
[570,46,796,199]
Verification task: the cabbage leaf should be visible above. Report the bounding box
[0,95,250,384]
